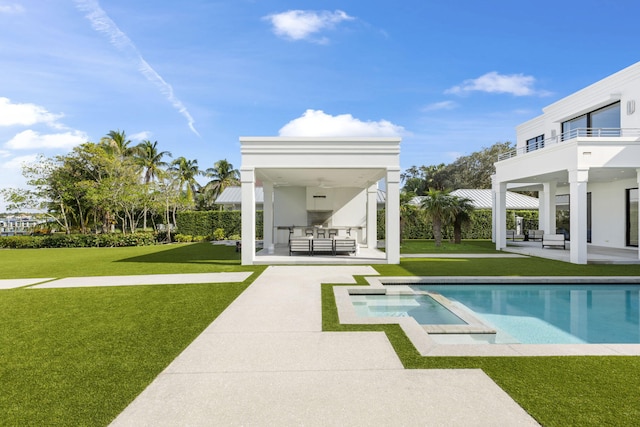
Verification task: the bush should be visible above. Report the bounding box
[174,234,193,243]
[0,232,158,249]
[212,228,226,241]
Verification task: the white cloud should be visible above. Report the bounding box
[0,4,24,14]
[279,109,404,137]
[421,101,458,112]
[5,130,88,150]
[446,71,540,96]
[264,10,354,42]
[1,154,38,171]
[74,0,199,136]
[129,131,152,141]
[0,97,65,128]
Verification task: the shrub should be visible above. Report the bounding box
[0,232,158,249]
[212,228,226,241]
[174,234,193,243]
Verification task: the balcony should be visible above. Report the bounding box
[497,128,640,161]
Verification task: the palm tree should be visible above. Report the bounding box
[170,157,202,204]
[450,196,475,244]
[134,140,171,230]
[204,159,240,208]
[134,140,171,184]
[100,129,133,158]
[420,189,454,247]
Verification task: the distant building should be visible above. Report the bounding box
[0,215,45,236]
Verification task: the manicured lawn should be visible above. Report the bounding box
[0,242,263,279]
[3,243,640,425]
[377,255,640,276]
[0,243,265,425]
[400,239,499,254]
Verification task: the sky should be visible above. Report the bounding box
[1,0,640,211]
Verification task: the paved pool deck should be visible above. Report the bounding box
[2,268,539,425]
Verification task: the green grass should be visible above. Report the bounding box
[400,239,499,253]
[322,280,640,427]
[0,242,262,279]
[376,256,640,276]
[0,282,255,426]
[0,243,266,425]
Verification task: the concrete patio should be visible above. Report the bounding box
[502,240,640,264]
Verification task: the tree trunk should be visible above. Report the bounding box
[453,219,462,244]
[433,216,443,247]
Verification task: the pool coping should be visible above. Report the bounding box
[334,276,640,357]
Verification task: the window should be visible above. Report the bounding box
[526,134,544,152]
[561,102,620,140]
[555,193,591,242]
[627,188,638,247]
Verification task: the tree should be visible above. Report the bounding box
[203,159,240,208]
[100,129,133,158]
[445,141,514,189]
[134,140,171,184]
[450,196,475,244]
[170,157,202,205]
[401,163,452,194]
[134,140,171,229]
[420,189,454,247]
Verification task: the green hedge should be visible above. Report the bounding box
[0,233,158,249]
[176,211,263,240]
[377,209,539,240]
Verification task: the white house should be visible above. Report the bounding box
[239,137,401,265]
[493,62,640,264]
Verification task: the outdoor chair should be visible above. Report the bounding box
[305,228,314,237]
[316,228,326,238]
[328,228,338,238]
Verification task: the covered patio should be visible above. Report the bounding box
[239,137,401,266]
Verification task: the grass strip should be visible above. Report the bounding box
[400,239,500,254]
[0,276,261,425]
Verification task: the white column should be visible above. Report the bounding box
[366,183,378,249]
[241,167,255,265]
[541,182,557,234]
[491,176,496,243]
[263,182,274,251]
[636,169,640,260]
[492,180,507,250]
[569,169,588,264]
[385,168,401,264]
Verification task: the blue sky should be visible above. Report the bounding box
[1,0,639,209]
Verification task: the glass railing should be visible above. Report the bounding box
[497,128,640,161]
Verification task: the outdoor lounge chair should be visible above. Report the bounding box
[312,238,334,255]
[289,238,312,255]
[334,238,356,255]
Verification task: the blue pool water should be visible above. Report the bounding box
[409,284,640,344]
[351,294,466,325]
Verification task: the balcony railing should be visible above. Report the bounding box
[497,128,640,161]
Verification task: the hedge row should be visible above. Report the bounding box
[377,209,539,240]
[176,211,263,239]
[0,232,158,249]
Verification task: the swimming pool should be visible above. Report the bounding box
[353,283,640,344]
[351,294,466,325]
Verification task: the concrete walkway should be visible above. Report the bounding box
[110,266,539,426]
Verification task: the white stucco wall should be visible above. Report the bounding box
[516,62,640,150]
